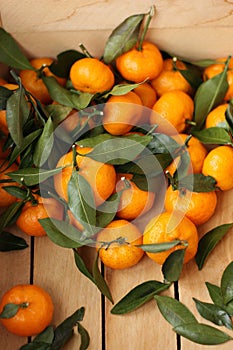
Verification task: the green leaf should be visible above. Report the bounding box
[0,86,14,110]
[102,82,142,98]
[191,59,218,68]
[33,117,54,166]
[162,249,185,282]
[6,87,30,147]
[51,307,85,350]
[42,76,93,109]
[225,101,233,131]
[154,295,197,328]
[39,218,87,248]
[195,223,233,270]
[0,201,24,233]
[111,280,170,315]
[8,166,63,186]
[87,134,152,164]
[68,171,96,235]
[205,282,224,307]
[7,129,42,167]
[137,240,182,253]
[193,61,229,129]
[2,186,28,200]
[148,132,180,154]
[0,28,33,70]
[96,192,122,229]
[103,13,145,64]
[179,173,217,192]
[76,133,114,148]
[33,326,54,344]
[179,66,203,90]
[174,323,233,345]
[73,249,95,283]
[0,231,28,251]
[0,303,20,318]
[221,261,233,305]
[77,322,90,350]
[174,151,191,181]
[45,104,73,125]
[19,343,51,350]
[92,251,114,303]
[193,298,233,329]
[49,49,85,78]
[192,127,232,145]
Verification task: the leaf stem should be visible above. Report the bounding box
[137,5,155,51]
[79,43,93,58]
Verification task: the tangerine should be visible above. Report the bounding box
[70,57,115,94]
[0,284,54,337]
[164,185,217,226]
[205,103,228,129]
[54,146,116,206]
[102,91,142,135]
[202,145,233,191]
[203,57,233,101]
[151,90,194,135]
[151,57,193,96]
[20,57,66,105]
[0,160,19,207]
[166,133,208,175]
[116,41,163,83]
[143,211,198,264]
[115,173,155,220]
[16,194,64,236]
[96,219,144,269]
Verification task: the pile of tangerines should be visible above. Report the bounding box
[0,8,233,341]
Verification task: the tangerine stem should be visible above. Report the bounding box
[137,5,155,51]
[172,57,178,71]
[79,43,93,58]
[72,144,78,168]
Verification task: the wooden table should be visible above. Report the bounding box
[1,1,233,349]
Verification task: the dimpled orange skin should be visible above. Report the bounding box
[16,195,64,237]
[164,185,218,226]
[70,57,115,94]
[133,82,157,108]
[203,57,233,101]
[202,145,233,191]
[54,146,116,206]
[102,91,143,135]
[0,110,9,135]
[205,103,228,128]
[0,161,19,207]
[115,173,155,220]
[96,219,144,269]
[20,57,66,105]
[151,90,194,135]
[143,211,198,265]
[116,41,163,83]
[151,58,193,96]
[166,133,208,175]
[0,284,54,337]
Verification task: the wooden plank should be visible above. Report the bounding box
[33,241,102,350]
[105,255,176,349]
[0,226,30,350]
[179,189,233,349]
[1,0,233,32]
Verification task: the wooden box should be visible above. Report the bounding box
[0,1,233,349]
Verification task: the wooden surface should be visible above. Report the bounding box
[1,1,233,349]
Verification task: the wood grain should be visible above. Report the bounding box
[0,227,30,350]
[1,2,233,349]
